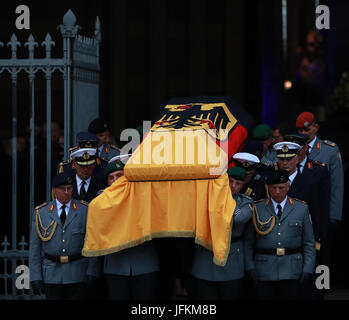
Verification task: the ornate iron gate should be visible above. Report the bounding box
[0,9,101,300]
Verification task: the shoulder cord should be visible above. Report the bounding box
[251,204,275,236]
[35,209,58,242]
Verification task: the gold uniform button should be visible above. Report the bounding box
[62,249,66,253]
[278,232,281,236]
[278,223,281,226]
[62,240,65,243]
[278,242,281,246]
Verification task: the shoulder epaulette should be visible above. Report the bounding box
[323,140,336,147]
[240,193,253,201]
[79,200,89,207]
[69,146,78,153]
[293,198,308,205]
[35,202,48,210]
[59,159,72,166]
[312,160,326,167]
[254,198,265,204]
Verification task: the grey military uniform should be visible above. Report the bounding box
[261,149,278,166]
[98,143,120,161]
[308,137,344,222]
[191,194,253,281]
[87,241,160,277]
[29,199,89,284]
[245,197,316,281]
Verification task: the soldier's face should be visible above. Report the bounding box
[73,163,94,180]
[268,182,290,203]
[96,131,109,147]
[53,185,73,204]
[278,156,298,174]
[298,123,319,141]
[229,177,245,195]
[107,170,124,186]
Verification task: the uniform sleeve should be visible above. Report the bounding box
[328,147,344,221]
[233,198,253,225]
[243,220,256,272]
[302,206,316,274]
[29,211,43,282]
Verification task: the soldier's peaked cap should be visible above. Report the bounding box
[284,133,310,147]
[273,142,301,158]
[71,148,96,166]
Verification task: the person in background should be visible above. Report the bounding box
[88,118,121,161]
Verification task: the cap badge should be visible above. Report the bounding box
[304,121,309,127]
[86,141,92,148]
[242,162,249,168]
[282,145,289,153]
[83,152,90,160]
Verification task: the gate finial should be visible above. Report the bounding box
[41,33,55,59]
[24,34,38,59]
[59,9,80,38]
[63,9,77,27]
[7,34,21,59]
[94,16,101,42]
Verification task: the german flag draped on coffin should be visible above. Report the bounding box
[82,96,253,266]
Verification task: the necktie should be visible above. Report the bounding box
[80,180,86,200]
[277,204,282,219]
[61,204,67,225]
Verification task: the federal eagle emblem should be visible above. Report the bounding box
[152,103,237,141]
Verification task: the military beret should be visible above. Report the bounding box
[265,169,289,185]
[241,141,264,158]
[71,148,97,166]
[52,172,73,187]
[273,142,301,158]
[296,112,315,129]
[88,118,109,134]
[76,132,99,149]
[251,124,272,141]
[232,152,260,173]
[227,167,246,181]
[104,162,123,179]
[284,133,310,147]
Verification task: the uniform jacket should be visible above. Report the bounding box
[288,158,330,243]
[29,199,89,284]
[191,194,253,281]
[98,143,120,161]
[245,197,316,281]
[87,241,160,277]
[308,137,344,221]
[72,174,105,203]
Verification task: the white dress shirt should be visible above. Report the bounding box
[75,175,91,195]
[271,197,288,216]
[307,136,317,154]
[288,170,298,185]
[56,199,71,218]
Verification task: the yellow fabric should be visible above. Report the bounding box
[82,173,236,266]
[125,129,228,181]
